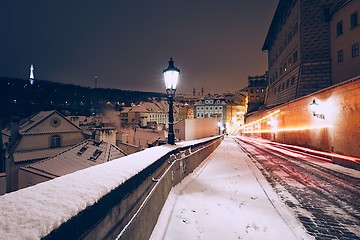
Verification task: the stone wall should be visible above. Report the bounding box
[244,76,360,158]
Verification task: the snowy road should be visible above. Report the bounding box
[150,137,310,240]
[236,136,360,240]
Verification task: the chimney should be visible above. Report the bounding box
[94,129,101,144]
[9,117,20,149]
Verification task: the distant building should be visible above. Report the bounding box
[193,93,247,133]
[119,100,179,128]
[263,0,348,106]
[331,0,360,84]
[18,138,126,189]
[224,93,247,133]
[3,110,85,192]
[243,73,267,113]
[194,96,226,122]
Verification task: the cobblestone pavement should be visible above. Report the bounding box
[235,138,360,240]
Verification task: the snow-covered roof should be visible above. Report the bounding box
[13,146,71,163]
[18,110,58,133]
[21,139,127,178]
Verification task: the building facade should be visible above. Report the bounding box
[263,0,348,106]
[331,0,360,84]
[3,110,85,192]
[120,100,180,128]
[194,96,226,122]
[246,73,267,113]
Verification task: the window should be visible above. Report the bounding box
[286,80,290,88]
[89,150,102,161]
[261,88,265,93]
[274,88,277,94]
[291,77,295,85]
[256,88,260,93]
[288,31,292,43]
[352,43,359,57]
[293,21,298,34]
[250,88,254,93]
[288,56,292,66]
[336,21,343,36]
[293,51,298,62]
[256,96,259,101]
[351,12,358,29]
[50,135,61,148]
[337,50,344,62]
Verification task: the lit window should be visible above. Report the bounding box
[337,50,344,62]
[352,43,359,57]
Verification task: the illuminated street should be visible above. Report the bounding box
[235,136,360,240]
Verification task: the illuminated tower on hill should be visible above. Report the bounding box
[29,64,35,85]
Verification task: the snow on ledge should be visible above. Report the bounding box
[0,137,218,240]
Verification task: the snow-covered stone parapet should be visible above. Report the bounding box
[0,137,220,240]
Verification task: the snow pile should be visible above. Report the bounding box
[0,137,217,240]
[151,137,312,240]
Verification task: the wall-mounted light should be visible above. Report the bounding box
[309,99,325,119]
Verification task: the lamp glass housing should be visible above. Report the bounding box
[163,71,179,91]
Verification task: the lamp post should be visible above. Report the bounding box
[217,121,222,135]
[162,58,180,145]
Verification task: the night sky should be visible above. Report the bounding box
[0,1,278,94]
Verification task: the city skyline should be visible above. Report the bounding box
[0,0,278,94]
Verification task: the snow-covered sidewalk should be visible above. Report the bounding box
[150,137,311,240]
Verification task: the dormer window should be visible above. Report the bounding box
[89,149,102,161]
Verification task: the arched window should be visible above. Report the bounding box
[50,135,61,148]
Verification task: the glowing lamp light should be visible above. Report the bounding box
[162,58,180,95]
[309,99,325,119]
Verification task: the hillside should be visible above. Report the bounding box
[0,77,165,125]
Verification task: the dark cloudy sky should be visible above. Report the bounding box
[0,0,278,94]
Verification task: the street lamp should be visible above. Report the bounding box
[309,99,325,119]
[217,121,222,135]
[162,57,180,145]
